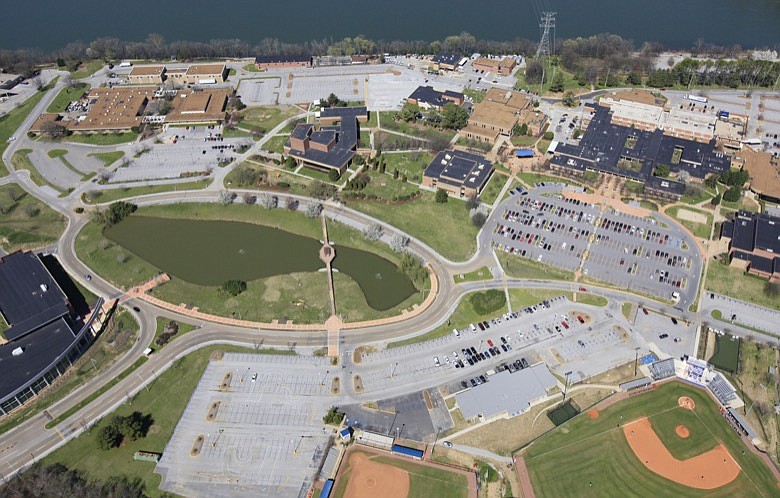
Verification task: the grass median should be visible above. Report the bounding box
[0,90,48,176]
[0,183,67,252]
[82,179,212,204]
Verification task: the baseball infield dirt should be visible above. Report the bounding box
[624,417,740,490]
[678,397,696,410]
[675,425,690,438]
[344,451,410,498]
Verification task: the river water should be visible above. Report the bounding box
[1,0,778,51]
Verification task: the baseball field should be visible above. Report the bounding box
[331,448,470,498]
[521,381,780,497]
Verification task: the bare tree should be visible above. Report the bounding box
[363,222,383,241]
[242,192,256,205]
[390,233,410,253]
[304,201,322,218]
[218,190,234,206]
[258,193,278,209]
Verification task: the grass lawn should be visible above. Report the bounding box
[381,151,433,182]
[357,170,420,200]
[152,317,196,348]
[388,289,507,348]
[87,150,125,167]
[621,302,633,320]
[10,149,64,193]
[706,259,780,311]
[509,288,607,309]
[260,134,288,154]
[0,184,67,252]
[515,63,580,95]
[666,205,713,240]
[48,148,89,178]
[479,173,507,205]
[70,60,104,79]
[224,161,312,196]
[349,190,478,262]
[511,135,537,148]
[42,345,293,497]
[454,266,492,283]
[463,88,485,103]
[83,179,212,204]
[523,381,778,498]
[497,252,576,281]
[537,139,552,153]
[242,63,265,72]
[61,132,137,146]
[46,83,90,113]
[0,89,48,176]
[377,111,457,142]
[359,129,371,148]
[364,111,379,128]
[222,127,253,138]
[516,172,580,188]
[680,185,714,205]
[240,106,301,133]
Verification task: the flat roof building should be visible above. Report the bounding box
[549,105,730,201]
[406,86,464,111]
[0,252,103,416]
[429,52,461,71]
[163,88,230,125]
[285,106,367,174]
[459,88,538,144]
[472,56,517,75]
[255,55,312,70]
[739,146,780,203]
[128,65,166,85]
[455,364,557,420]
[720,211,780,281]
[166,63,227,86]
[422,149,494,199]
[600,98,717,143]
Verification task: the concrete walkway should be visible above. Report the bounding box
[448,443,513,463]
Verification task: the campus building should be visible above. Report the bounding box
[128,65,166,85]
[422,149,494,198]
[600,96,717,143]
[549,105,731,201]
[285,106,367,175]
[128,64,227,86]
[429,52,462,72]
[0,73,24,90]
[254,55,312,70]
[471,56,517,75]
[459,88,541,144]
[739,146,780,203]
[720,211,780,281]
[406,86,464,111]
[0,252,104,416]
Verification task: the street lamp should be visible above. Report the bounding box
[562,371,573,403]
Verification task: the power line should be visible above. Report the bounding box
[536,12,557,61]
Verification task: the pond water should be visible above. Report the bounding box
[104,216,417,311]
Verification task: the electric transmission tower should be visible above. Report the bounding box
[535,12,556,61]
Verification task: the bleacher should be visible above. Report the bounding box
[649,358,675,380]
[708,373,738,406]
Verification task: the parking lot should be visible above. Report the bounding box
[703,292,780,337]
[156,353,334,498]
[487,185,701,306]
[631,306,697,358]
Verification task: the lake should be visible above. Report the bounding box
[1,0,778,51]
[104,216,417,311]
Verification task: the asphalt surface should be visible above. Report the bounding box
[0,71,776,490]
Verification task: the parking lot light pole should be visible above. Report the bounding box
[562,371,573,403]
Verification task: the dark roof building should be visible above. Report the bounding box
[285,107,368,174]
[720,211,780,281]
[422,149,494,198]
[430,52,462,71]
[0,252,104,415]
[549,105,731,201]
[406,86,464,111]
[254,55,312,70]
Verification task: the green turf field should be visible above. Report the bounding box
[523,381,779,498]
[332,450,468,498]
[709,334,740,373]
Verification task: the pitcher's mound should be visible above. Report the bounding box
[676,425,690,438]
[678,396,695,410]
[588,409,600,419]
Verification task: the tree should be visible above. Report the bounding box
[93,201,137,227]
[525,60,546,85]
[654,164,670,177]
[572,129,582,139]
[97,424,122,450]
[2,463,143,497]
[425,108,442,126]
[323,406,344,425]
[220,279,247,296]
[543,131,554,140]
[218,190,234,205]
[39,120,68,139]
[258,193,277,209]
[304,201,323,218]
[711,193,721,206]
[399,252,428,285]
[764,281,780,298]
[363,222,383,241]
[435,188,449,203]
[627,71,643,85]
[471,211,487,227]
[398,102,420,122]
[328,169,341,182]
[465,192,479,211]
[562,91,578,107]
[242,193,256,205]
[549,72,565,92]
[441,103,468,129]
[390,233,410,253]
[310,180,336,199]
[723,186,742,202]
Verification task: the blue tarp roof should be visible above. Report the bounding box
[321,479,335,498]
[515,149,534,158]
[391,444,424,459]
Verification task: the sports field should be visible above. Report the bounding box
[332,448,470,498]
[522,381,780,497]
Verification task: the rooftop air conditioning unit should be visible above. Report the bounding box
[12,347,24,356]
[40,284,48,292]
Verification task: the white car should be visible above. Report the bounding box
[7,136,15,142]
[251,373,258,382]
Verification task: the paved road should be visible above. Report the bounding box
[700,292,780,347]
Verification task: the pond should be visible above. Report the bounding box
[104,216,417,311]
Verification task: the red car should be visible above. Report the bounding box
[561,321,569,329]
[578,287,587,292]
[487,339,494,347]
[642,307,649,315]
[577,315,584,324]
